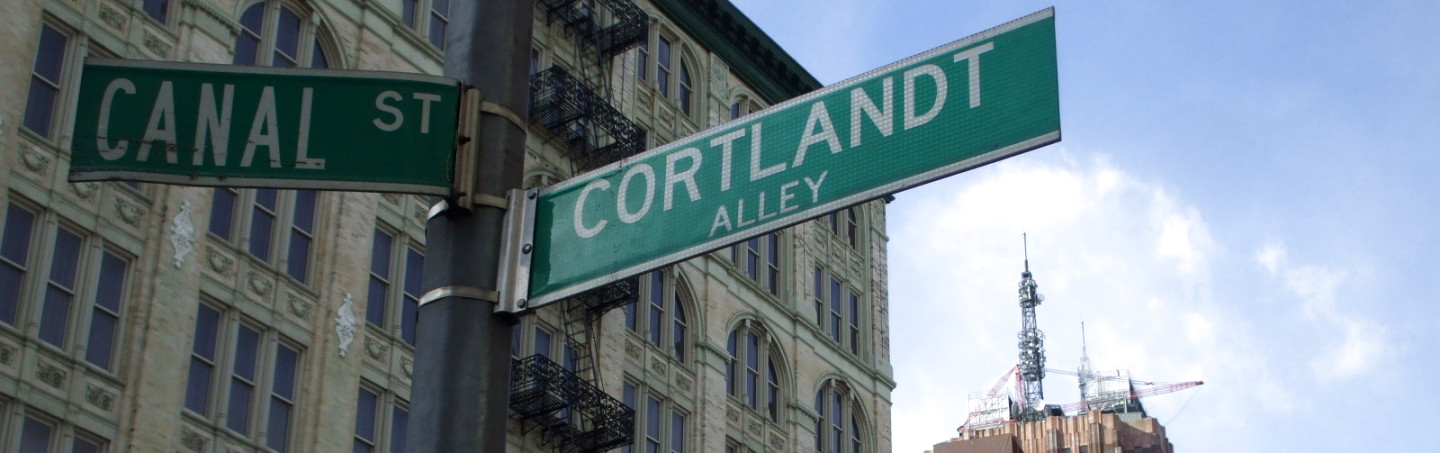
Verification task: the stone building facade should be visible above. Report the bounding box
[0,0,895,451]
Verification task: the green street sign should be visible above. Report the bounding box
[70,58,459,195]
[527,9,1061,306]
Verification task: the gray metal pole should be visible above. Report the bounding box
[409,0,534,452]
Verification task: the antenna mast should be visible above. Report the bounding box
[1017,234,1048,420]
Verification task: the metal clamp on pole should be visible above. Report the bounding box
[495,188,537,314]
[451,88,512,211]
[417,285,500,307]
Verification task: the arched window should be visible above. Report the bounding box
[623,268,692,363]
[815,379,867,453]
[726,320,784,421]
[679,59,694,115]
[234,1,332,68]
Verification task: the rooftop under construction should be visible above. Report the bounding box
[929,237,1202,453]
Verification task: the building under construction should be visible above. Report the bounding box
[927,246,1200,453]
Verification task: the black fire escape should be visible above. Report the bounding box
[532,0,648,173]
[509,277,640,453]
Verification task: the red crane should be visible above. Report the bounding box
[957,366,1203,433]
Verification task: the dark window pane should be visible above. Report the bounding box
[355,388,377,441]
[391,405,410,453]
[193,304,221,358]
[310,41,329,69]
[371,230,393,275]
[404,249,424,294]
[292,190,316,231]
[0,266,21,325]
[227,380,254,433]
[39,286,72,346]
[367,277,388,326]
[250,209,275,260]
[186,358,214,413]
[286,232,310,281]
[34,25,67,81]
[429,15,447,49]
[401,294,418,345]
[534,328,551,359]
[143,0,169,23]
[19,417,53,453]
[657,37,671,96]
[2,204,35,264]
[275,7,302,62]
[268,399,293,451]
[23,76,59,137]
[210,189,236,239]
[234,325,260,379]
[273,344,298,398]
[624,301,637,331]
[402,0,418,28]
[671,411,685,453]
[95,252,126,311]
[49,228,82,287]
[72,437,102,453]
[234,32,259,65]
[730,102,741,120]
[636,40,648,80]
[84,310,118,368]
[679,61,692,114]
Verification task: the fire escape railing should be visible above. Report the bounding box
[511,354,636,453]
[530,66,646,172]
[540,0,649,59]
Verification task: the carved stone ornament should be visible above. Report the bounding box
[20,145,51,173]
[625,340,642,360]
[72,182,98,200]
[381,192,402,205]
[649,357,666,375]
[726,405,740,424]
[117,199,144,225]
[206,248,233,275]
[364,336,387,360]
[169,201,195,267]
[748,420,761,434]
[86,384,116,410]
[180,428,207,452]
[335,294,357,357]
[769,432,785,449]
[402,359,413,379]
[142,31,171,56]
[248,272,272,295]
[36,361,66,388]
[98,3,126,30]
[675,374,692,390]
[0,343,14,365]
[288,295,312,319]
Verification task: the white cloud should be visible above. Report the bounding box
[1257,242,1389,383]
[886,151,1293,453]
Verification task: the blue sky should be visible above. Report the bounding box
[731,1,1440,451]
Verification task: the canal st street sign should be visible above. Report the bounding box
[525,8,1061,306]
[70,58,460,195]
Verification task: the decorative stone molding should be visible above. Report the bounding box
[169,201,195,267]
[143,31,172,56]
[364,336,387,360]
[748,420,761,435]
[288,295,312,319]
[768,431,785,449]
[247,272,272,296]
[335,294,357,357]
[402,359,413,379]
[36,361,66,388]
[206,248,233,275]
[85,384,116,410]
[381,193,402,205]
[180,428,207,452]
[624,340,641,360]
[726,405,740,424]
[649,357,666,375]
[675,374,692,390]
[98,3,126,31]
[182,0,241,35]
[72,182,99,200]
[117,199,144,225]
[0,343,14,365]
[20,145,51,173]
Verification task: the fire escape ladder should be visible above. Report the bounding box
[530,66,646,172]
[540,0,649,60]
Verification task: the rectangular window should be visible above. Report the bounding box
[268,343,299,451]
[24,24,68,139]
[227,324,261,434]
[391,405,409,453]
[249,189,278,260]
[534,327,552,359]
[402,248,422,345]
[355,388,378,453]
[620,381,637,453]
[636,36,649,81]
[286,190,316,282]
[829,278,842,342]
[657,37,672,97]
[1,204,37,325]
[186,303,222,414]
[210,189,238,240]
[645,396,661,453]
[429,0,450,49]
[85,251,127,369]
[39,228,82,347]
[730,102,741,120]
[669,410,686,453]
[20,416,54,452]
[367,229,393,326]
[679,61,693,115]
[849,292,861,354]
[648,271,663,346]
[745,238,759,281]
[813,267,823,326]
[402,0,419,30]
[766,233,780,294]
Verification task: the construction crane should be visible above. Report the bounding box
[956,367,1203,433]
[955,365,1019,432]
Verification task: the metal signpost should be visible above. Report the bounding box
[524,8,1061,308]
[70,58,460,195]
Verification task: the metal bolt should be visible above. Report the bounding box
[517,299,528,309]
[522,243,532,253]
[527,190,536,199]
